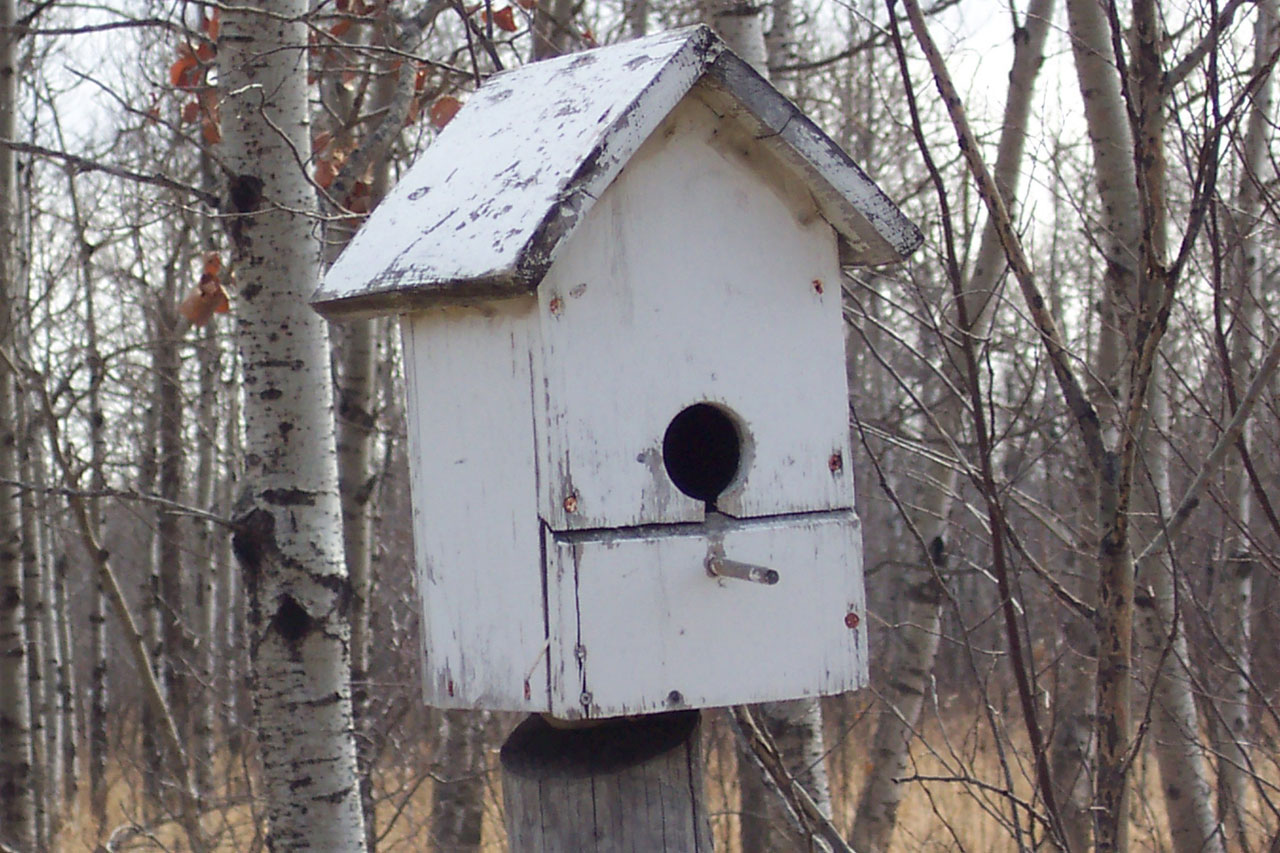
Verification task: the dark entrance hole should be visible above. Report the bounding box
[662,403,741,505]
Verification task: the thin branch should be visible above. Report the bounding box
[0,138,220,206]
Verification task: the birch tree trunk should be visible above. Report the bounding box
[193,316,219,796]
[193,153,222,797]
[83,215,111,830]
[0,0,36,842]
[220,5,368,848]
[155,270,189,794]
[430,710,490,852]
[1210,3,1277,842]
[1063,2,1140,848]
[18,396,49,849]
[852,4,1053,848]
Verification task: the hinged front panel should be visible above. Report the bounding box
[545,512,867,718]
[535,96,854,532]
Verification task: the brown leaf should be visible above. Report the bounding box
[180,274,230,326]
[492,6,517,31]
[428,96,462,129]
[201,117,221,145]
[169,50,200,90]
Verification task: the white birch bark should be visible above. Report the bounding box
[82,214,110,829]
[852,4,1053,848]
[1062,4,1141,849]
[17,396,48,849]
[0,0,35,841]
[192,153,222,797]
[1134,389,1223,853]
[156,272,188,788]
[429,709,490,852]
[220,5,367,848]
[193,316,219,796]
[1210,3,1277,841]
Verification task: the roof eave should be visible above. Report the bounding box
[313,271,533,321]
[699,49,923,266]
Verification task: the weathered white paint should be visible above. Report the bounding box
[312,26,921,319]
[546,512,867,719]
[536,96,854,531]
[401,299,549,711]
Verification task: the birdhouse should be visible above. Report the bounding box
[313,25,921,719]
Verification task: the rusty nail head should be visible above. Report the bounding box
[828,452,843,473]
[563,493,578,513]
[549,296,564,315]
[813,279,824,294]
[845,611,860,629]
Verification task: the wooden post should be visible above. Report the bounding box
[500,710,713,851]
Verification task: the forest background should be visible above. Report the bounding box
[1,0,1278,850]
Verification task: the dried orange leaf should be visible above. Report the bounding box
[492,6,517,31]
[201,117,221,145]
[180,275,229,325]
[169,52,199,88]
[428,95,462,129]
[315,158,337,189]
[181,100,200,124]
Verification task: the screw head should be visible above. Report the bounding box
[845,611,860,629]
[580,691,593,707]
[813,279,824,294]
[563,493,578,513]
[829,452,844,473]
[549,296,564,315]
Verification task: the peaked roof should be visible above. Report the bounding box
[314,25,921,319]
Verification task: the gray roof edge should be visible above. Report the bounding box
[314,272,531,321]
[702,50,923,264]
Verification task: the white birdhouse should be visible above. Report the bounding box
[313,26,921,719]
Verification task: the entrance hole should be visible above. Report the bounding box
[662,403,742,505]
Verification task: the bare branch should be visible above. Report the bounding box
[0,138,220,206]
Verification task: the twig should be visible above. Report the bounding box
[0,138,220,206]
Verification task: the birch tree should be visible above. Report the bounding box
[0,0,36,843]
[1210,2,1277,843]
[220,4,367,848]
